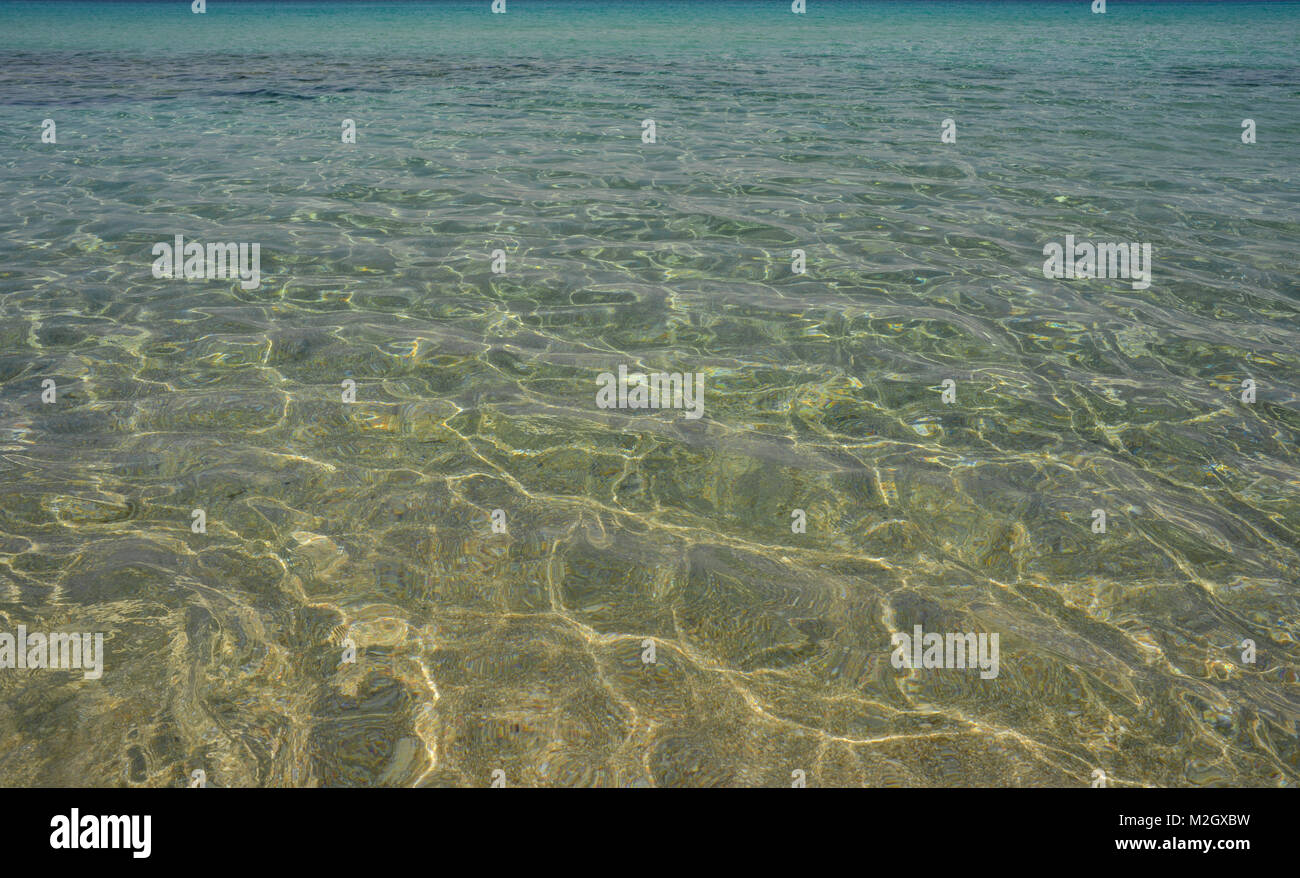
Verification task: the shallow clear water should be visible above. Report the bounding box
[0,0,1298,787]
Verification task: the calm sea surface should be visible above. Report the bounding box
[1,0,1298,786]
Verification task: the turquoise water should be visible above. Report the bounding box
[1,0,1298,787]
